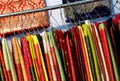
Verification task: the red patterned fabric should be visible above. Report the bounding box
[21,37,33,81]
[65,32,77,81]
[55,30,72,81]
[0,0,48,35]
[55,30,70,80]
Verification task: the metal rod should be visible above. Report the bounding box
[0,0,96,18]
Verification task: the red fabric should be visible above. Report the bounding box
[112,18,118,26]
[115,14,120,19]
[21,37,33,81]
[34,44,45,81]
[34,54,41,80]
[66,32,77,81]
[78,28,91,81]
[71,27,83,80]
[99,26,115,81]
[0,44,9,81]
[7,70,12,81]
[55,30,72,81]
[91,24,106,81]
[50,46,61,81]
[45,53,53,81]
[12,37,24,81]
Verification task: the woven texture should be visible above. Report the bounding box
[0,0,48,35]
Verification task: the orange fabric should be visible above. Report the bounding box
[0,0,48,35]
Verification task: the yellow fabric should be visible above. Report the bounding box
[82,24,101,81]
[78,26,93,81]
[26,35,39,81]
[31,35,49,81]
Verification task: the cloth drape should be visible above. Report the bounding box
[2,38,18,81]
[32,35,48,81]
[26,35,39,81]
[99,23,115,81]
[21,37,34,81]
[12,37,28,81]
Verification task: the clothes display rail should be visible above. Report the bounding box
[0,0,120,81]
[0,0,96,18]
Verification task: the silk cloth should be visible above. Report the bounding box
[0,0,48,35]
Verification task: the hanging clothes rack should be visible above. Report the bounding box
[0,0,98,18]
[0,0,111,36]
[0,1,120,81]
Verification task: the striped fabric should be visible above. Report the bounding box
[0,19,120,81]
[2,38,18,81]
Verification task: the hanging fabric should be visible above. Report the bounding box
[47,32,61,81]
[2,38,18,81]
[0,18,120,81]
[21,37,33,81]
[12,37,28,81]
[0,7,120,81]
[32,35,48,81]
[0,42,5,81]
[91,23,109,81]
[12,37,24,81]
[0,0,48,35]
[26,35,39,81]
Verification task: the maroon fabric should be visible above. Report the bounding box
[55,30,72,81]
[65,32,77,81]
[71,26,84,81]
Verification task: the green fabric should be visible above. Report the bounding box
[49,32,66,81]
[84,36,97,81]
[82,24,101,81]
[82,25,96,81]
[103,23,120,81]
[5,38,18,81]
